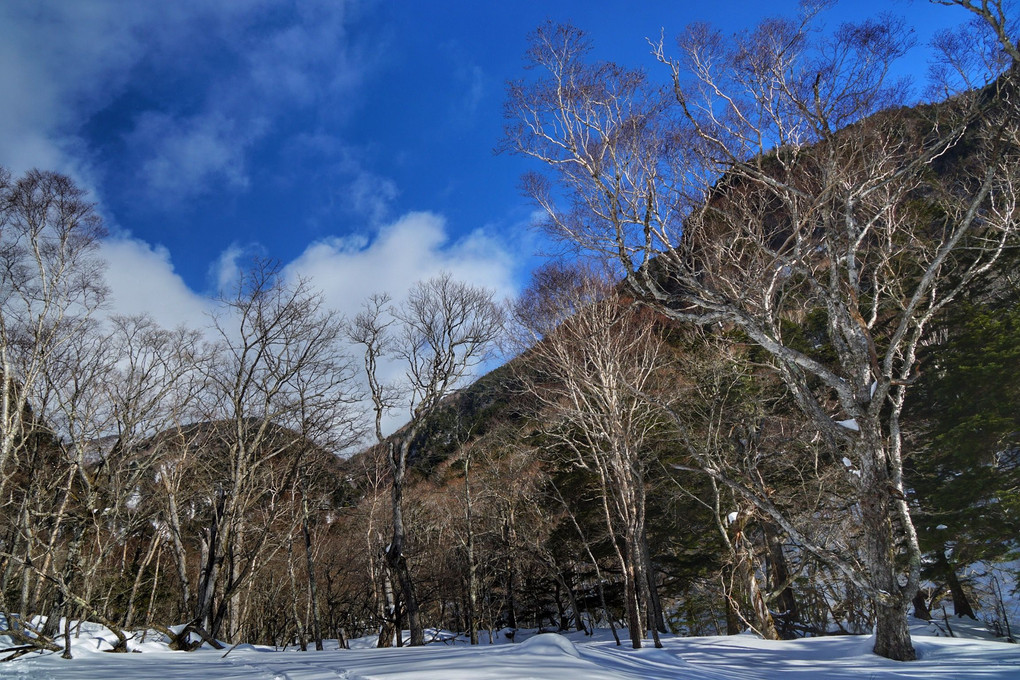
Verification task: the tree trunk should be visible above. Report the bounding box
[723,508,779,640]
[873,598,914,661]
[640,531,666,634]
[764,522,799,639]
[143,550,162,629]
[287,539,307,651]
[124,535,161,628]
[466,561,479,644]
[936,550,976,620]
[567,504,619,644]
[32,464,77,613]
[723,564,742,635]
[464,453,479,645]
[62,605,74,659]
[195,522,220,638]
[162,484,193,614]
[860,456,916,661]
[554,580,568,631]
[556,570,585,633]
[503,517,518,633]
[301,497,324,650]
[622,549,642,648]
[377,564,397,648]
[394,579,404,646]
[631,529,661,647]
[745,557,779,641]
[385,438,423,646]
[597,479,639,647]
[911,591,932,621]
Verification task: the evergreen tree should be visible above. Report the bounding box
[908,295,1020,616]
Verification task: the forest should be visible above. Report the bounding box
[1,0,1019,668]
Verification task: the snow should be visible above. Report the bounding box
[5,622,1019,679]
[835,418,860,431]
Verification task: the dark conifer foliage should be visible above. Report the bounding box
[907,293,1020,619]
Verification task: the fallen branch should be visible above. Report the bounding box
[0,645,46,662]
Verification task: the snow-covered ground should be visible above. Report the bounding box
[5,620,1019,680]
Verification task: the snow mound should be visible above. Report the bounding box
[518,632,581,658]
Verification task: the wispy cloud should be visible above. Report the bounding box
[456,63,487,120]
[280,132,402,228]
[0,0,375,201]
[441,41,488,123]
[347,171,400,225]
[129,112,257,200]
[0,1,150,182]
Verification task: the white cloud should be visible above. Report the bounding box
[101,210,521,390]
[282,211,522,439]
[210,244,246,296]
[100,237,214,330]
[65,207,527,448]
[283,211,519,314]
[2,2,529,443]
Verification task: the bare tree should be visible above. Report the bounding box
[465,425,551,641]
[0,168,107,656]
[652,327,818,639]
[0,286,203,659]
[182,261,360,643]
[513,264,667,648]
[349,273,503,646]
[504,7,1020,660]
[0,168,106,508]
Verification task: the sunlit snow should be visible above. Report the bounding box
[5,620,1019,679]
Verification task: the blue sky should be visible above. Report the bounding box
[0,0,980,327]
